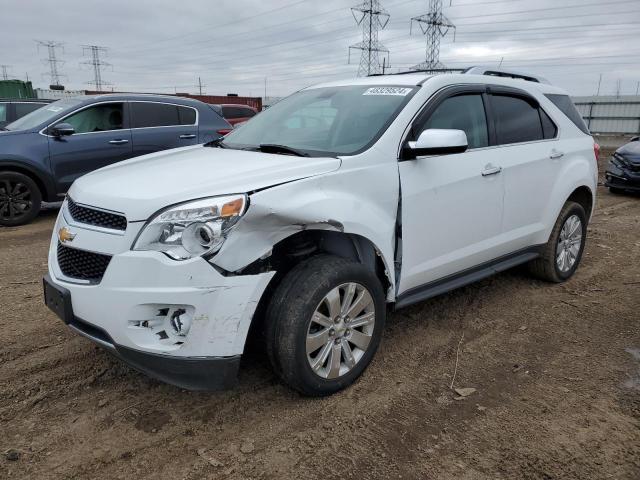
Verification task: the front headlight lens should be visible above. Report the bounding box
[133,194,247,260]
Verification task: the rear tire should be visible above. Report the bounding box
[0,171,42,227]
[528,201,587,283]
[265,254,386,396]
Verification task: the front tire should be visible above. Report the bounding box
[265,255,386,396]
[528,201,587,283]
[0,171,42,227]
[609,187,625,195]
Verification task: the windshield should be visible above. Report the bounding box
[5,98,84,131]
[222,85,417,156]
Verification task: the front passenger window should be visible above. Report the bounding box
[65,103,124,134]
[422,94,489,149]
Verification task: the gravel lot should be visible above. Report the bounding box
[1,182,639,479]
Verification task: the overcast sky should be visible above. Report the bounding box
[2,0,639,98]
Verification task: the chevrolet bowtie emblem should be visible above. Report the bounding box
[58,227,76,243]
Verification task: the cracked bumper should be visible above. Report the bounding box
[45,210,274,389]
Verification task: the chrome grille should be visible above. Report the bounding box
[67,198,127,231]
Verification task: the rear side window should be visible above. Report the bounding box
[422,94,489,149]
[15,103,46,118]
[491,95,544,144]
[178,106,196,125]
[545,94,590,134]
[131,102,196,128]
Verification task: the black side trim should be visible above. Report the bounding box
[394,246,542,310]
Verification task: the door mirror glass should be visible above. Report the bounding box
[50,122,75,137]
[407,129,468,158]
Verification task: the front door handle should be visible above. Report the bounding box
[549,150,564,159]
[481,165,502,177]
[109,139,129,145]
[179,134,196,139]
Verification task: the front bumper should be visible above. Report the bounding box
[45,202,274,390]
[44,274,240,390]
[604,160,640,191]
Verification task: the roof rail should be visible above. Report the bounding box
[462,66,550,84]
[368,68,466,77]
[367,65,550,84]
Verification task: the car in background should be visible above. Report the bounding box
[210,103,258,127]
[605,136,640,194]
[0,94,231,226]
[0,99,51,128]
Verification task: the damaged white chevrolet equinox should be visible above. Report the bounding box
[44,68,598,396]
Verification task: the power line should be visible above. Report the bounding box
[36,40,65,87]
[81,45,112,92]
[349,1,391,77]
[1,65,11,80]
[410,0,455,71]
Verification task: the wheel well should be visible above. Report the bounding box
[567,186,593,219]
[0,166,48,201]
[242,230,392,350]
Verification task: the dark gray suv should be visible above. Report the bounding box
[0,94,232,226]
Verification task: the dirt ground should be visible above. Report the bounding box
[1,181,639,479]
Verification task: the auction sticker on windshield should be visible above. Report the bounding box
[363,87,413,96]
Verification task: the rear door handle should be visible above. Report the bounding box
[179,134,196,139]
[108,139,129,145]
[481,165,502,177]
[549,150,564,159]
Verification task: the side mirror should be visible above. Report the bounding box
[630,136,639,142]
[50,122,75,137]
[404,129,468,159]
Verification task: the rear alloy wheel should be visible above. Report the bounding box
[0,172,42,227]
[266,255,385,396]
[528,201,587,282]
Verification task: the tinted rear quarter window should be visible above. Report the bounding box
[131,102,181,128]
[491,94,543,144]
[545,94,590,134]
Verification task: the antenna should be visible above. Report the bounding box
[348,0,390,77]
[36,40,66,88]
[81,45,112,92]
[410,0,455,72]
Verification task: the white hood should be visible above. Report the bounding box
[69,145,341,221]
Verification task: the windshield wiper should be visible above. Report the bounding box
[204,137,227,148]
[258,144,309,157]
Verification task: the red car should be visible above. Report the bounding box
[211,104,258,127]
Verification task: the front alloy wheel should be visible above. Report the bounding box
[266,255,385,396]
[306,282,376,380]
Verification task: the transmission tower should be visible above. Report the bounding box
[36,40,65,87]
[81,45,111,91]
[410,0,455,71]
[348,0,390,77]
[1,65,11,80]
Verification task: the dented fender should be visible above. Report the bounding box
[212,155,401,295]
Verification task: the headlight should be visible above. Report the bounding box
[133,194,247,260]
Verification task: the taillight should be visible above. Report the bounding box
[217,128,232,136]
[594,142,600,162]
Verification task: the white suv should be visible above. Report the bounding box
[44,68,598,396]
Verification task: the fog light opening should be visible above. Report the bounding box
[169,308,192,337]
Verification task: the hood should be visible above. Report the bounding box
[69,145,341,221]
[617,141,640,164]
